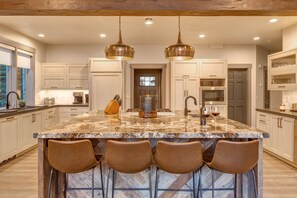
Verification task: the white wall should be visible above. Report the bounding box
[45,44,259,126]
[0,25,46,105]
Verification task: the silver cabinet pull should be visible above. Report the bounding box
[280,117,283,128]
[6,116,15,120]
[278,86,286,88]
[259,114,266,117]
[50,86,58,89]
[259,120,266,123]
[70,114,77,116]
[70,108,78,110]
[209,74,217,77]
[75,87,83,89]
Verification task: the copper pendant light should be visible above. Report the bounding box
[105,16,135,60]
[164,16,195,60]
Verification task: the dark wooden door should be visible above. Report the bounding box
[228,69,248,124]
[134,69,162,109]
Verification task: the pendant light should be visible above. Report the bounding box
[105,16,135,60]
[164,16,195,60]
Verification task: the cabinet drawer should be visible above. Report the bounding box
[42,77,66,89]
[59,107,89,113]
[256,112,269,120]
[43,108,57,117]
[60,112,82,118]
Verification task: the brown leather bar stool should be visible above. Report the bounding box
[105,140,153,198]
[154,141,203,198]
[202,140,259,198]
[47,139,105,198]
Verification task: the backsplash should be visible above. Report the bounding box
[282,91,297,109]
[36,90,89,105]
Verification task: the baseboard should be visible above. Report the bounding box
[264,149,297,169]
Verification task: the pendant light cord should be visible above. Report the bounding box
[177,16,182,44]
[118,16,123,44]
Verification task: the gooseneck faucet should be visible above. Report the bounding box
[184,96,197,116]
[6,91,20,109]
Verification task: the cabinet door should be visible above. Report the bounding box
[171,61,199,78]
[67,64,88,76]
[171,78,185,110]
[187,78,199,110]
[42,64,67,76]
[256,117,270,148]
[270,115,281,154]
[89,59,122,72]
[281,117,295,161]
[200,60,226,78]
[20,114,32,151]
[0,116,18,161]
[31,112,42,145]
[67,77,89,89]
[90,73,122,110]
[42,77,66,89]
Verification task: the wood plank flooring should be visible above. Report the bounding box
[0,148,297,198]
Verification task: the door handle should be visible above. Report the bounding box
[280,117,283,128]
[277,118,280,128]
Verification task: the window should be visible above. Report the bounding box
[139,76,156,86]
[0,65,8,107]
[17,68,29,101]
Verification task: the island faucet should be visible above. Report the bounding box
[184,96,197,116]
[6,91,20,109]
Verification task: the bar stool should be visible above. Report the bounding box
[154,141,203,198]
[47,139,105,198]
[105,140,153,198]
[202,140,259,198]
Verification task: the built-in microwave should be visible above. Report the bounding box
[199,87,226,105]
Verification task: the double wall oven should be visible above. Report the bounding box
[199,79,226,105]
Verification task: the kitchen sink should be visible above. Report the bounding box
[189,113,200,118]
[0,109,18,113]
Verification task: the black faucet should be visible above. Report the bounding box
[6,91,20,109]
[184,96,197,116]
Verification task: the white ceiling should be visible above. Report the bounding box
[0,16,297,51]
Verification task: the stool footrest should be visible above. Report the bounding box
[114,187,151,191]
[67,187,104,191]
[157,188,194,192]
[201,188,235,191]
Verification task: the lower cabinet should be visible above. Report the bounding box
[43,108,59,129]
[59,107,89,122]
[0,116,19,163]
[256,111,295,162]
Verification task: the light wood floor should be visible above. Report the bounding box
[0,148,297,198]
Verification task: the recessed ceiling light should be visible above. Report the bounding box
[199,34,206,38]
[269,18,279,23]
[100,33,106,38]
[38,34,45,38]
[144,18,153,25]
[253,37,260,40]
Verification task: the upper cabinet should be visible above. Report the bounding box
[200,59,227,78]
[89,58,122,73]
[41,63,88,89]
[171,61,199,78]
[268,49,297,90]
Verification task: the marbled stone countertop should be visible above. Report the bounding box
[256,108,297,119]
[34,112,269,139]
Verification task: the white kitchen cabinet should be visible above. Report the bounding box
[0,116,19,163]
[90,73,122,110]
[59,107,89,122]
[42,64,67,76]
[31,111,42,145]
[43,108,59,129]
[171,76,199,111]
[200,60,226,78]
[19,113,32,151]
[171,60,199,78]
[268,49,297,90]
[89,58,122,73]
[256,111,295,162]
[67,77,89,89]
[41,63,89,89]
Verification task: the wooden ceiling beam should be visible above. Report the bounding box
[1,0,297,16]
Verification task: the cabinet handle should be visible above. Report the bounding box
[48,111,53,113]
[70,114,77,116]
[75,87,83,89]
[32,114,36,122]
[280,117,283,128]
[277,118,280,127]
[278,86,286,88]
[209,75,217,77]
[6,116,15,120]
[259,120,266,123]
[50,86,58,89]
[70,108,78,110]
[259,114,266,117]
[184,90,186,97]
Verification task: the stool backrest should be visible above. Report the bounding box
[155,141,203,174]
[105,140,153,174]
[209,140,259,174]
[48,140,98,173]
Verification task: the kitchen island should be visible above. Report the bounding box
[34,112,269,198]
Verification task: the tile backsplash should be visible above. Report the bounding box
[282,91,297,109]
[36,90,89,105]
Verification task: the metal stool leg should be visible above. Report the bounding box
[252,169,258,198]
[192,171,196,198]
[148,167,152,198]
[211,169,214,198]
[197,169,201,198]
[112,169,116,198]
[64,173,67,198]
[99,161,105,198]
[154,167,159,198]
[199,168,203,198]
[47,168,54,198]
[234,174,237,198]
[92,168,95,198]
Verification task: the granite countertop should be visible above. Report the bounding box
[34,113,269,139]
[256,108,297,119]
[0,104,89,118]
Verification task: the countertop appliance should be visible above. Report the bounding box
[73,92,83,104]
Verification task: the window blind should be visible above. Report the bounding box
[17,49,33,69]
[0,43,15,66]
